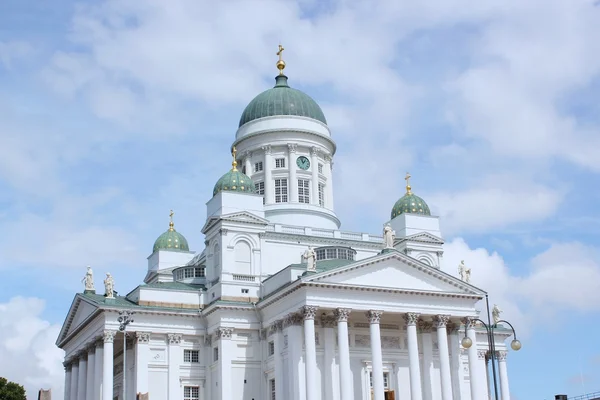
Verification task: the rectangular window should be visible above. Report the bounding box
[275,179,288,203]
[254,162,263,172]
[275,158,286,168]
[255,181,265,204]
[184,386,200,400]
[316,249,326,260]
[318,183,325,207]
[298,179,310,203]
[270,379,276,400]
[318,163,323,174]
[242,165,246,174]
[268,341,275,356]
[183,349,199,363]
[213,347,219,361]
[184,268,194,278]
[194,267,205,277]
[326,248,336,259]
[369,372,390,388]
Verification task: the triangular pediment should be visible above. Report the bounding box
[56,295,100,346]
[306,251,482,295]
[398,232,444,245]
[202,211,268,233]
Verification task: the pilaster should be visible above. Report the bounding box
[310,147,320,205]
[303,306,319,400]
[167,333,182,400]
[283,312,305,400]
[135,332,151,396]
[288,143,298,202]
[102,330,116,400]
[419,320,434,400]
[85,345,95,400]
[216,327,234,400]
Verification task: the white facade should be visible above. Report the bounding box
[57,69,517,400]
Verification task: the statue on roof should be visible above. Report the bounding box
[104,273,115,298]
[492,304,502,325]
[458,260,471,283]
[383,225,395,249]
[81,266,95,292]
[303,246,317,272]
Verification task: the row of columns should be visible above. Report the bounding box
[267,308,511,400]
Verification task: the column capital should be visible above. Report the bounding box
[366,310,383,324]
[320,315,337,328]
[103,330,116,343]
[334,308,351,322]
[262,145,272,155]
[136,331,151,344]
[324,154,332,164]
[446,321,460,334]
[496,351,507,361]
[462,316,477,329]
[167,333,182,344]
[283,312,303,327]
[302,305,318,320]
[404,312,420,326]
[244,150,252,159]
[477,350,488,360]
[433,314,451,328]
[310,146,319,156]
[215,327,233,340]
[268,320,283,336]
[287,143,298,153]
[418,320,433,334]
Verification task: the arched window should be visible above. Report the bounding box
[234,241,251,274]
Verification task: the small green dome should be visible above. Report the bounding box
[213,169,256,196]
[238,75,327,128]
[391,175,431,218]
[153,212,189,253]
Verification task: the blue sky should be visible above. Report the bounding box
[1,0,600,399]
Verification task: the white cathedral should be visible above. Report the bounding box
[57,48,519,400]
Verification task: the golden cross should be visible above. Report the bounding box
[405,172,412,194]
[169,209,175,229]
[231,146,238,171]
[277,44,284,61]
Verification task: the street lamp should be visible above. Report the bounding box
[118,311,135,400]
[460,295,520,400]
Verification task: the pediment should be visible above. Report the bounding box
[398,232,444,245]
[306,251,482,295]
[56,295,100,346]
[202,211,269,233]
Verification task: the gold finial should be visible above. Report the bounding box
[231,146,238,171]
[276,44,286,75]
[405,172,412,194]
[169,209,175,231]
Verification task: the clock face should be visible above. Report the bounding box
[296,156,311,170]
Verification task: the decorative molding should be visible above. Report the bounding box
[324,154,332,163]
[261,145,272,155]
[462,317,477,330]
[418,320,433,334]
[244,150,252,159]
[436,251,444,257]
[355,334,371,347]
[283,313,303,328]
[381,324,400,330]
[320,315,337,329]
[366,310,383,324]
[446,322,460,334]
[103,330,116,343]
[433,315,451,329]
[334,308,351,322]
[167,333,182,345]
[287,143,298,153]
[269,320,283,336]
[283,334,288,348]
[496,351,507,362]
[216,327,234,340]
[477,350,488,360]
[136,331,151,344]
[382,336,401,349]
[310,146,319,156]
[219,228,228,235]
[404,312,420,326]
[302,306,318,321]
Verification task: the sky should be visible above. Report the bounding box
[1,0,600,399]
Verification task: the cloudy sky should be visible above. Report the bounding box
[1,0,600,398]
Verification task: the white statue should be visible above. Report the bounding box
[458,260,471,283]
[303,246,317,272]
[104,273,115,298]
[383,225,395,249]
[81,266,95,291]
[492,304,502,324]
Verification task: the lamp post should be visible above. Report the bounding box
[460,295,521,400]
[118,311,135,400]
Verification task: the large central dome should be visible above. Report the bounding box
[238,75,327,128]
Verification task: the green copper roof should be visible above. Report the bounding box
[213,169,256,196]
[238,75,327,127]
[153,214,190,253]
[391,192,431,218]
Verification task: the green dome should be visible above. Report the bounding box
[213,169,256,196]
[153,215,189,253]
[238,75,327,127]
[391,176,431,218]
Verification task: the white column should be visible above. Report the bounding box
[434,315,453,400]
[288,144,298,202]
[367,310,385,400]
[77,354,87,400]
[94,341,103,400]
[447,325,462,400]
[302,306,318,400]
[64,364,72,400]
[485,356,491,399]
[478,350,489,399]
[497,351,510,400]
[335,308,352,400]
[285,314,305,400]
[310,147,320,205]
[463,318,484,400]
[322,316,337,400]
[102,330,115,400]
[70,358,79,400]
[262,145,274,204]
[216,328,234,400]
[86,346,95,400]
[405,312,423,400]
[167,334,182,400]
[244,151,252,177]
[135,332,150,396]
[271,321,284,400]
[420,322,434,400]
[203,334,212,400]
[324,154,334,209]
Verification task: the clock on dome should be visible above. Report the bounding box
[296,156,310,170]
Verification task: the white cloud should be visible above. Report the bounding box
[0,40,32,70]
[0,297,64,400]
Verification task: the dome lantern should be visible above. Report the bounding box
[153,210,190,253]
[390,172,431,219]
